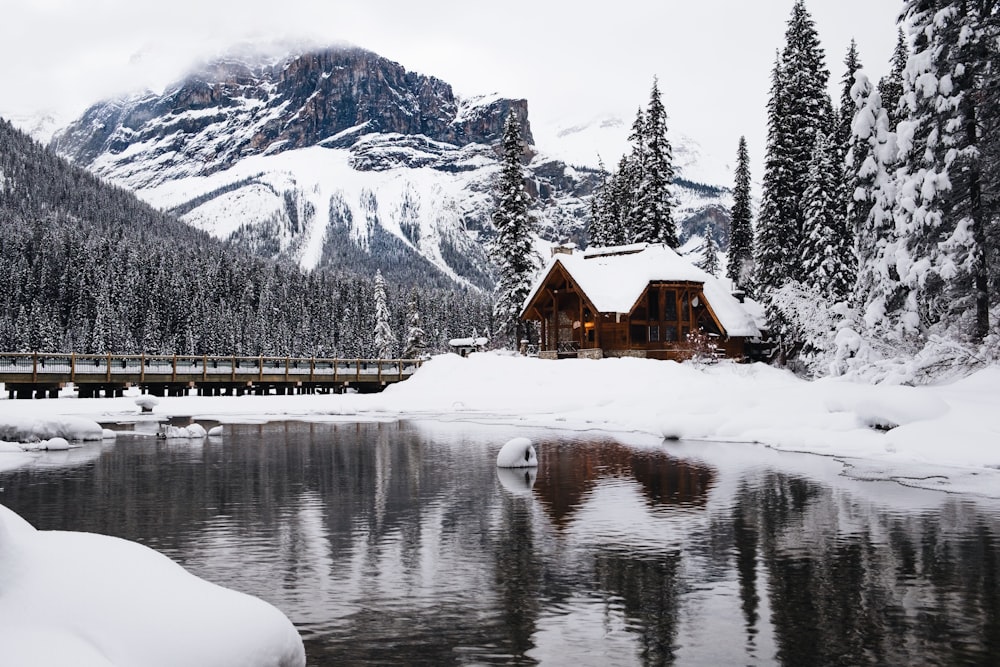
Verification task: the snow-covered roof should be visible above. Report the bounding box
[523,243,760,338]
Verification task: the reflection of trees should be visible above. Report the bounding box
[594,549,681,666]
[730,474,1000,666]
[532,439,715,527]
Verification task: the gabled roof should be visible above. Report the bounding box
[522,243,760,338]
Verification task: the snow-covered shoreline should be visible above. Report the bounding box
[2,353,998,495]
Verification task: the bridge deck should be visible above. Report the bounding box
[0,353,424,399]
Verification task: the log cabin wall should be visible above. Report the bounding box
[523,267,750,361]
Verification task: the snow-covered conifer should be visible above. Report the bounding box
[726,136,754,293]
[877,28,908,129]
[634,78,678,247]
[893,0,993,340]
[801,131,852,299]
[755,1,834,298]
[403,290,428,359]
[489,112,537,348]
[697,227,720,277]
[373,269,396,358]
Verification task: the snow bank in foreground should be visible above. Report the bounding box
[0,503,305,667]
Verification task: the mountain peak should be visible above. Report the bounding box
[52,44,531,186]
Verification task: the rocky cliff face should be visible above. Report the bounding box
[50,45,726,288]
[54,47,532,185]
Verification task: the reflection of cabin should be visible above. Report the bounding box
[520,243,761,361]
[448,337,488,357]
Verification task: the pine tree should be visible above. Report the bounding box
[588,157,616,247]
[403,289,428,359]
[634,78,678,247]
[489,112,537,348]
[847,71,903,335]
[837,40,864,153]
[801,131,852,299]
[727,136,755,293]
[893,0,993,340]
[755,1,835,296]
[755,53,794,295]
[373,269,396,358]
[697,227,721,277]
[877,28,908,129]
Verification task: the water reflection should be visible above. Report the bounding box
[1,421,999,666]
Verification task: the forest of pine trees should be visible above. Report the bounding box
[589,79,678,248]
[752,0,998,377]
[0,119,493,358]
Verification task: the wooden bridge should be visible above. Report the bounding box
[0,353,424,399]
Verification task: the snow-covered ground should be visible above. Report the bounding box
[2,353,999,496]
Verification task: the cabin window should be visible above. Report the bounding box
[649,326,659,342]
[664,290,677,321]
[664,326,678,342]
[681,292,690,319]
[630,325,647,343]
[648,290,660,320]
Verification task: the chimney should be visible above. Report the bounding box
[551,243,576,257]
[732,289,746,303]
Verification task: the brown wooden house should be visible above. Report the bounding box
[520,243,761,360]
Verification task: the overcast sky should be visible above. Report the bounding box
[3,0,903,181]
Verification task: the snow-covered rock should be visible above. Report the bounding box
[135,396,159,413]
[102,429,118,440]
[207,425,224,436]
[496,437,538,468]
[0,503,305,667]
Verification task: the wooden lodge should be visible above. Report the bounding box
[520,243,762,361]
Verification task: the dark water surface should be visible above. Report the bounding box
[2,420,999,666]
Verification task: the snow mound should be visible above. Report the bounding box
[135,396,159,412]
[0,503,306,667]
[22,437,72,451]
[822,383,949,430]
[208,425,224,436]
[102,429,118,440]
[0,416,104,443]
[497,437,538,468]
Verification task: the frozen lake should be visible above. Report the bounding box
[2,420,998,665]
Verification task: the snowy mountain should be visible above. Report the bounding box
[50,45,732,288]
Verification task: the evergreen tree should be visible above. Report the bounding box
[801,131,852,299]
[697,227,721,277]
[877,28,909,129]
[837,40,864,153]
[373,269,396,358]
[893,0,994,340]
[727,136,755,293]
[489,112,537,348]
[403,289,428,359]
[634,78,678,247]
[755,1,834,296]
[846,70,903,334]
[755,53,794,295]
[588,157,616,247]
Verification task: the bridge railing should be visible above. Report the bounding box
[0,353,424,383]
